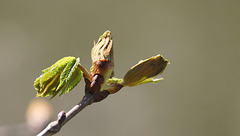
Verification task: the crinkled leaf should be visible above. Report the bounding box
[42,57,71,74]
[56,58,77,91]
[38,73,60,97]
[40,57,76,87]
[34,56,83,99]
[58,58,83,96]
[34,76,41,91]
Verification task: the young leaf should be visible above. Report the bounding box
[58,58,82,96]
[34,57,83,98]
[123,54,169,87]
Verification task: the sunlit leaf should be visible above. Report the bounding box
[123,54,169,87]
[34,57,83,98]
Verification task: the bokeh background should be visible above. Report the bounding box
[0,0,239,136]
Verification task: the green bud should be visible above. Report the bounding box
[99,77,123,94]
[34,57,83,99]
[123,54,169,87]
[107,77,123,84]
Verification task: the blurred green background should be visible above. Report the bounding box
[0,0,239,136]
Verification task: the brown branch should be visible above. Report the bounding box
[37,93,94,136]
[37,90,110,136]
[37,71,113,136]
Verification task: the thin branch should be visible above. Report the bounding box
[37,73,111,136]
[37,93,94,136]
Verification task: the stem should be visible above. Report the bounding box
[62,93,94,126]
[78,64,92,82]
[37,74,110,136]
[37,93,94,136]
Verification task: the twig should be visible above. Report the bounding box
[37,69,114,136]
[37,93,94,136]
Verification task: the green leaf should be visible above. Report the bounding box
[123,54,169,87]
[133,77,164,86]
[34,76,41,91]
[42,57,70,74]
[39,72,60,97]
[34,56,83,99]
[40,57,76,87]
[56,58,77,91]
[58,58,83,96]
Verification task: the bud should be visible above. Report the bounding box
[100,77,124,94]
[90,30,114,82]
[123,54,169,87]
[34,57,83,98]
